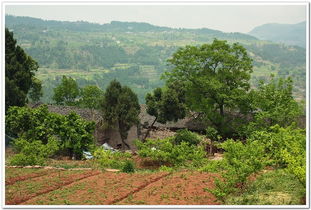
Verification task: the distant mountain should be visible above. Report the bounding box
[249,21,306,48]
[6,15,257,40]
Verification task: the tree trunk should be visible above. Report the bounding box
[142,117,157,142]
[121,137,130,150]
[219,104,224,117]
[209,139,214,156]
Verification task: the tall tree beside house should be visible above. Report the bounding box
[101,80,140,149]
[5,28,42,111]
[52,75,80,106]
[144,81,187,141]
[165,39,253,138]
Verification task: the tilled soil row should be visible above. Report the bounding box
[108,172,172,205]
[6,170,101,205]
[21,171,170,205]
[6,170,61,185]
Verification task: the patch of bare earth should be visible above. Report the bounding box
[22,171,169,205]
[6,170,100,205]
[116,171,220,205]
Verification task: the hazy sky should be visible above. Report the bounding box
[5,4,307,33]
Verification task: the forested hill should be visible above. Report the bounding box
[6,15,257,40]
[5,15,306,103]
[249,21,306,48]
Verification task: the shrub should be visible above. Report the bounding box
[9,136,59,166]
[93,148,132,170]
[5,105,96,159]
[122,160,135,173]
[173,129,202,146]
[206,139,267,201]
[199,159,229,173]
[158,165,174,172]
[135,137,206,167]
[249,125,306,185]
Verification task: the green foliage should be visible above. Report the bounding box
[5,105,95,159]
[145,82,187,124]
[101,80,140,149]
[225,169,306,205]
[246,76,303,134]
[52,75,80,106]
[166,39,253,137]
[57,112,96,159]
[205,127,220,141]
[121,160,135,173]
[79,85,103,109]
[207,125,306,202]
[9,136,59,166]
[199,159,229,173]
[173,129,202,146]
[135,137,206,167]
[158,165,174,172]
[249,125,306,185]
[93,148,132,170]
[5,28,41,111]
[206,139,267,201]
[28,77,43,102]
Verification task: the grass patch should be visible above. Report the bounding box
[225,168,306,205]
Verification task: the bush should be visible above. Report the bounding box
[93,148,132,170]
[173,129,202,146]
[199,159,229,173]
[9,136,59,166]
[158,165,174,172]
[5,105,96,159]
[249,125,306,185]
[206,139,267,201]
[122,160,135,173]
[135,137,206,167]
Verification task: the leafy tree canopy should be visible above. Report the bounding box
[79,85,103,109]
[52,75,80,106]
[245,75,303,134]
[165,39,253,137]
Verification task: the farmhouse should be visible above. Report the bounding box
[30,104,205,151]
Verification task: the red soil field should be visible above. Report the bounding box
[6,168,220,205]
[6,169,100,205]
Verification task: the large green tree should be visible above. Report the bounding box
[5,28,41,110]
[52,75,80,106]
[101,80,140,149]
[165,39,253,137]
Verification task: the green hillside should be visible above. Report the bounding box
[5,15,306,103]
[249,21,306,48]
